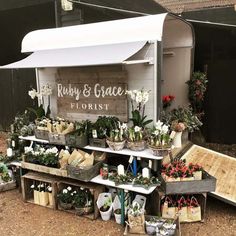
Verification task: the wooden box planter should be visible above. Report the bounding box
[21,172,59,210]
[48,133,66,145]
[66,160,104,182]
[57,179,105,220]
[89,138,107,148]
[124,216,181,236]
[159,170,216,195]
[21,156,68,178]
[65,132,88,147]
[34,129,49,141]
[0,180,16,192]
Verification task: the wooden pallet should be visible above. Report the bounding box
[181,144,236,206]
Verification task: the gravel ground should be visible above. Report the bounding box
[0,132,235,236]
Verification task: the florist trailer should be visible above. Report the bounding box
[1,13,194,123]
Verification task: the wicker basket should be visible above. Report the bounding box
[127,140,146,151]
[106,139,126,151]
[35,129,49,140]
[148,144,171,156]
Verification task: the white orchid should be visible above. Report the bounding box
[28,89,37,99]
[155,120,163,130]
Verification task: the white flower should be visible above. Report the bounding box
[47,186,52,192]
[34,151,40,156]
[135,91,143,103]
[63,189,68,194]
[121,123,127,130]
[154,130,159,136]
[155,120,163,130]
[80,187,84,190]
[28,89,37,99]
[67,186,72,191]
[142,92,149,104]
[162,124,169,134]
[134,126,141,132]
[71,193,74,196]
[24,146,33,153]
[30,184,35,189]
[73,191,77,194]
[41,84,52,96]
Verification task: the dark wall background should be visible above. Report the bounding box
[193,23,236,144]
[0,2,55,130]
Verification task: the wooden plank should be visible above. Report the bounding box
[21,161,68,177]
[56,66,128,122]
[0,181,16,192]
[182,144,236,206]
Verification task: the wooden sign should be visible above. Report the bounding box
[56,66,128,121]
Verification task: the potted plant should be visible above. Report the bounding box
[162,95,175,110]
[57,186,74,210]
[148,120,172,156]
[90,116,119,148]
[46,185,53,206]
[127,126,146,151]
[189,163,203,180]
[106,122,127,151]
[31,183,40,205]
[133,174,160,189]
[73,188,93,215]
[145,217,162,235]
[127,202,145,234]
[97,193,113,221]
[171,120,186,148]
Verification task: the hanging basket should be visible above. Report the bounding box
[106,139,126,151]
[127,140,146,151]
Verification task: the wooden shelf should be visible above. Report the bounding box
[19,135,49,144]
[84,145,163,160]
[90,175,158,195]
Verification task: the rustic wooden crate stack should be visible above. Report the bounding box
[21,171,104,219]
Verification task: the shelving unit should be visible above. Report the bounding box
[19,135,165,225]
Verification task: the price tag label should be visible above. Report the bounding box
[137,157,141,161]
[92,129,98,138]
[128,155,134,163]
[149,160,152,168]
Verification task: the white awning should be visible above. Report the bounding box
[1,41,147,69]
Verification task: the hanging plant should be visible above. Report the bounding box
[186,71,208,118]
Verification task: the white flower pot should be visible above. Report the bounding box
[99,206,112,221]
[173,131,182,148]
[114,212,121,224]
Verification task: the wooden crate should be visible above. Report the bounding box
[159,170,216,195]
[57,178,105,220]
[21,172,59,210]
[0,181,16,192]
[154,188,207,223]
[48,133,66,145]
[21,156,68,178]
[34,129,49,141]
[124,216,181,236]
[65,132,88,147]
[89,138,107,148]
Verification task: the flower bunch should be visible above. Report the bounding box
[57,186,75,204]
[28,83,52,118]
[126,89,152,128]
[128,201,144,217]
[171,120,186,132]
[162,95,175,109]
[73,187,93,208]
[149,120,172,148]
[127,126,143,142]
[107,122,127,142]
[161,160,203,179]
[24,146,59,167]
